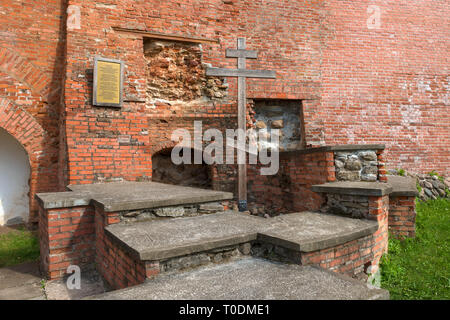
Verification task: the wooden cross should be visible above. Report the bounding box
[206,38,276,211]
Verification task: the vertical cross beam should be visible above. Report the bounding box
[237,38,248,211]
[206,38,276,212]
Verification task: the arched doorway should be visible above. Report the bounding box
[0,128,30,226]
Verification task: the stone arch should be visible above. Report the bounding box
[0,97,46,223]
[0,47,52,98]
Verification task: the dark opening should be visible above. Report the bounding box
[152,148,212,189]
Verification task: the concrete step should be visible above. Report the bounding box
[88,257,389,300]
[105,210,378,265]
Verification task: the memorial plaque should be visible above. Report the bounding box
[93,57,124,107]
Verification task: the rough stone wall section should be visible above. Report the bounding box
[416,174,449,201]
[118,201,227,224]
[334,150,379,182]
[389,196,416,238]
[144,40,227,103]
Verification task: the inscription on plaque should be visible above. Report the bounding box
[93,57,124,107]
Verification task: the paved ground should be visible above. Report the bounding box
[0,262,45,300]
[44,269,106,300]
[89,257,389,300]
[0,261,106,300]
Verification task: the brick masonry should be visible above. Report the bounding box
[0,1,448,226]
[389,196,417,238]
[247,150,335,215]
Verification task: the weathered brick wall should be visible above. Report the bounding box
[321,0,449,175]
[389,196,416,238]
[0,0,66,223]
[248,150,335,214]
[62,0,449,189]
[318,193,389,276]
[39,205,96,279]
[94,207,149,289]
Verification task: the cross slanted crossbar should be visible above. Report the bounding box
[206,38,276,212]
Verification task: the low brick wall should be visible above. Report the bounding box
[38,205,95,279]
[94,206,151,289]
[319,193,389,275]
[389,196,416,238]
[247,150,335,214]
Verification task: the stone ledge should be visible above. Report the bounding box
[105,211,378,261]
[87,257,389,300]
[311,181,393,196]
[36,181,234,211]
[387,176,419,197]
[35,191,92,209]
[280,144,385,157]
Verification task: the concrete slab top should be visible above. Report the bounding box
[387,176,419,197]
[105,211,378,260]
[37,181,234,211]
[88,257,389,300]
[311,181,393,196]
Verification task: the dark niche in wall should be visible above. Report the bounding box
[152,148,212,189]
[251,99,306,152]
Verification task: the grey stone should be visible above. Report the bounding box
[198,202,225,214]
[424,181,433,189]
[337,171,360,181]
[362,166,378,175]
[335,160,345,168]
[88,258,389,300]
[345,159,362,171]
[358,151,377,161]
[271,119,284,129]
[361,174,377,182]
[437,188,446,197]
[154,206,185,217]
[255,121,266,129]
[424,188,433,198]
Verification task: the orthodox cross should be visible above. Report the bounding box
[206,38,276,211]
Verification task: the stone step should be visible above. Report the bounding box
[88,257,389,300]
[105,210,378,263]
[37,181,234,213]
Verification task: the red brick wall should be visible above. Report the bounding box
[2,1,448,224]
[301,235,375,279]
[94,207,162,289]
[306,194,389,277]
[62,0,449,189]
[389,196,416,238]
[248,150,335,213]
[320,0,449,175]
[39,205,96,279]
[0,0,66,223]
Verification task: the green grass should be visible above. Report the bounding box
[0,227,40,268]
[380,198,450,300]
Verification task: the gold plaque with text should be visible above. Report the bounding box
[93,57,124,107]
